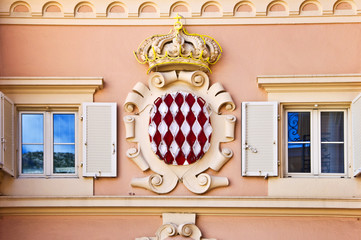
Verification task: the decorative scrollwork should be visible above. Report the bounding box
[150,173,163,186]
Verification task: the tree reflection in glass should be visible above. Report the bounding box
[53,114,75,174]
[21,114,44,174]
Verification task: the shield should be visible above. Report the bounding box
[149,92,212,165]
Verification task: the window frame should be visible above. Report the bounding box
[284,105,348,178]
[18,110,78,178]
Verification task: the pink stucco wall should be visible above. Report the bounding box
[1,22,361,240]
[1,24,361,196]
[0,215,360,240]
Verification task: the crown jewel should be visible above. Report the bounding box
[134,15,222,73]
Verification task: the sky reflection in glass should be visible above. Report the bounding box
[22,114,43,143]
[53,114,75,143]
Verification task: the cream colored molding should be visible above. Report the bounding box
[1,0,361,25]
[136,213,216,240]
[0,77,103,104]
[1,196,361,217]
[258,74,361,102]
[124,70,235,194]
[1,15,361,25]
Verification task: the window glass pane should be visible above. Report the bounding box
[287,112,310,142]
[321,143,344,173]
[22,114,43,143]
[321,112,344,142]
[288,143,311,173]
[53,145,75,174]
[22,145,43,174]
[53,114,75,143]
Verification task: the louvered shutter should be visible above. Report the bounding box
[242,102,278,177]
[0,92,15,176]
[352,94,361,177]
[83,103,117,177]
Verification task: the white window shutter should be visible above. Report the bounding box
[0,92,15,176]
[242,102,278,177]
[352,94,361,177]
[83,103,117,177]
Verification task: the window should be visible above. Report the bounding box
[285,108,347,176]
[20,111,77,176]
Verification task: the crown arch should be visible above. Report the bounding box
[170,1,191,17]
[234,1,255,17]
[139,2,159,17]
[300,0,322,16]
[267,0,289,16]
[74,1,95,18]
[107,1,127,17]
[10,1,31,16]
[42,1,63,17]
[334,0,356,15]
[201,1,222,17]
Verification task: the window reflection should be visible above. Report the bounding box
[321,112,344,173]
[53,114,75,174]
[287,112,311,173]
[21,114,44,174]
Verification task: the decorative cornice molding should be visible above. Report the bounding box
[258,74,361,93]
[0,77,103,93]
[0,77,104,104]
[1,196,361,217]
[1,0,361,25]
[1,15,361,25]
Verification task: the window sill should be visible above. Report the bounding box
[0,172,93,196]
[268,177,361,198]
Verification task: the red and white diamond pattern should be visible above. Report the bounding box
[149,92,212,165]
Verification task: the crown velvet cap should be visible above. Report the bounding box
[134,16,222,73]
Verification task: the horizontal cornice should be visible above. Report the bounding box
[258,74,361,93]
[1,0,361,25]
[0,77,103,93]
[1,196,361,217]
[1,16,361,25]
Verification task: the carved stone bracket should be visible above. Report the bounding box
[136,213,216,240]
[124,70,236,194]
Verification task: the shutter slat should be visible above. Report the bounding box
[83,103,117,177]
[352,94,361,177]
[242,102,278,177]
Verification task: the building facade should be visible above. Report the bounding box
[1,0,361,239]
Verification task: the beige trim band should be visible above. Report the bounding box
[2,207,361,217]
[3,196,361,208]
[1,15,361,25]
[1,196,361,217]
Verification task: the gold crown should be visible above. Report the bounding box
[134,15,222,74]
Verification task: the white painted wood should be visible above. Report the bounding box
[0,92,15,176]
[352,94,361,177]
[242,102,278,177]
[83,102,117,177]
